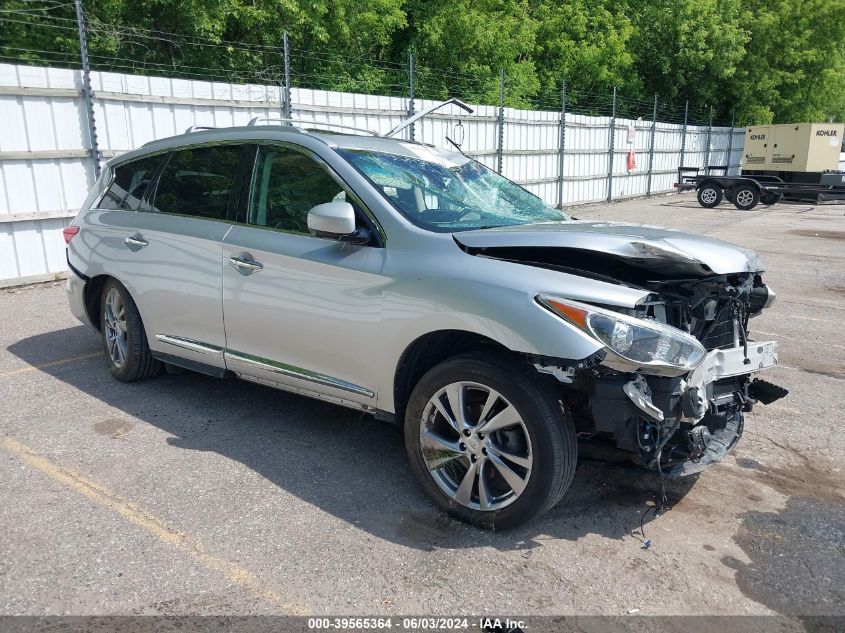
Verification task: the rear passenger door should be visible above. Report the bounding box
[117,143,245,370]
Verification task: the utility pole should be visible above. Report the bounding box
[726,111,735,175]
[556,81,566,208]
[705,106,713,174]
[679,99,689,175]
[74,0,100,179]
[607,86,616,202]
[646,93,657,197]
[408,52,415,141]
[497,68,505,174]
[282,31,291,122]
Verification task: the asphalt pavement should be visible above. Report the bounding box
[1,193,843,625]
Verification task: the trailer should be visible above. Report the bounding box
[676,122,845,209]
[676,166,845,210]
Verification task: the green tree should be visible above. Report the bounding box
[2,0,845,123]
[532,0,635,110]
[730,0,845,124]
[627,0,747,118]
[403,0,539,106]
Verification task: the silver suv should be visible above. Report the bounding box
[65,116,785,528]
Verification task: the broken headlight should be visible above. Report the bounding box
[537,296,706,371]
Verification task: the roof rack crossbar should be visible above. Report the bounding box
[247,116,380,136]
[184,125,217,134]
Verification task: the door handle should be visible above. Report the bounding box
[124,235,148,248]
[229,254,263,274]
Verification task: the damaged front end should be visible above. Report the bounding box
[455,223,788,476]
[533,273,786,476]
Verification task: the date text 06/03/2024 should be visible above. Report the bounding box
[306,617,527,630]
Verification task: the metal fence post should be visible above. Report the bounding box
[407,52,415,141]
[607,86,616,202]
[705,106,713,174]
[679,99,689,173]
[646,93,657,197]
[726,111,735,175]
[283,31,292,122]
[556,81,566,208]
[497,68,505,174]
[74,0,100,179]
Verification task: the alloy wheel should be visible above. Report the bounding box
[736,190,754,207]
[103,287,127,368]
[701,188,718,205]
[419,381,533,511]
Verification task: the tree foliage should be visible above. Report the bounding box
[0,0,843,123]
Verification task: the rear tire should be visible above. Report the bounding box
[732,186,760,210]
[697,184,723,208]
[404,352,577,529]
[100,279,162,382]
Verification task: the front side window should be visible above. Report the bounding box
[151,145,242,220]
[336,149,569,233]
[98,155,163,211]
[248,145,347,234]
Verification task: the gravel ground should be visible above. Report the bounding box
[0,193,843,625]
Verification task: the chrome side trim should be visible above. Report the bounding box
[225,350,375,398]
[155,334,224,357]
[237,373,376,413]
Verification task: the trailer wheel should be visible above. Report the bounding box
[733,186,759,211]
[761,191,783,205]
[697,184,723,208]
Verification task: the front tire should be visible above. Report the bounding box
[404,352,577,529]
[100,279,162,382]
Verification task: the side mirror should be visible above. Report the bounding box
[307,201,356,237]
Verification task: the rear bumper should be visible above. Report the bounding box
[65,271,92,328]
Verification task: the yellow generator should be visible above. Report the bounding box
[743,123,844,177]
[677,122,845,209]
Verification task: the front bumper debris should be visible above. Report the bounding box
[589,341,785,476]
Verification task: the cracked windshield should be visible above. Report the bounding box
[337,149,570,232]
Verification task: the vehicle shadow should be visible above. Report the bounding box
[8,325,698,551]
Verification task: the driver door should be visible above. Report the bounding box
[221,144,387,407]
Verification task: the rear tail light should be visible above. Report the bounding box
[63,226,80,244]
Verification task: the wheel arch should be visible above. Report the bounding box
[697,178,724,191]
[392,330,515,422]
[726,178,761,195]
[83,274,114,330]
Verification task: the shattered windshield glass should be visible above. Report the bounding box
[336,149,570,232]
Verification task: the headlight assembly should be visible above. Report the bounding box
[537,295,706,372]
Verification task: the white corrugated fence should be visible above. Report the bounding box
[0,63,745,285]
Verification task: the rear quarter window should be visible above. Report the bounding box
[151,145,242,220]
[98,155,163,211]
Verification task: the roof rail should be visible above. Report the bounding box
[184,125,217,134]
[247,116,380,136]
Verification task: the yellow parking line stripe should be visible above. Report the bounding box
[0,434,310,615]
[0,351,103,379]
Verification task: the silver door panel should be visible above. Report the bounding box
[116,212,232,368]
[222,225,386,404]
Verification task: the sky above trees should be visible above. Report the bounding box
[2,0,843,124]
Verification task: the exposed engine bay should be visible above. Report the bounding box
[458,237,788,476]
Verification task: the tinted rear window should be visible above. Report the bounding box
[98,155,163,211]
[151,145,242,220]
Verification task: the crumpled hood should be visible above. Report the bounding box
[454,221,764,276]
